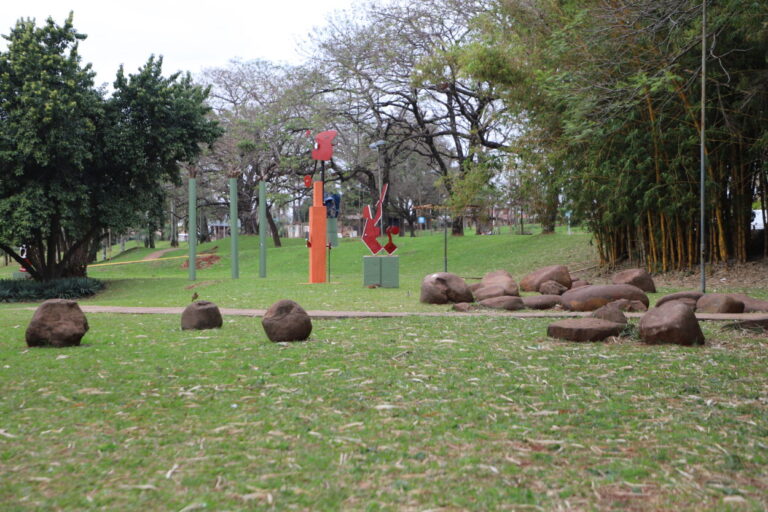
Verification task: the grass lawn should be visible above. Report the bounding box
[1,230,767,510]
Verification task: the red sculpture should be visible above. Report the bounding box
[311,130,338,161]
[361,184,397,255]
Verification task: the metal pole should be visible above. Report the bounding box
[188,177,197,281]
[229,177,239,279]
[699,0,707,293]
[259,181,267,278]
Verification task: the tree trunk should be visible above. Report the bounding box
[451,216,464,235]
[265,204,282,248]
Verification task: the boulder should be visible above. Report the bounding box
[591,304,628,325]
[561,284,649,312]
[660,298,697,311]
[261,300,312,342]
[452,302,474,313]
[539,280,568,296]
[26,299,89,347]
[656,291,704,308]
[696,294,744,314]
[547,318,624,342]
[520,265,571,292]
[522,295,562,310]
[612,268,656,293]
[479,296,525,311]
[571,279,590,289]
[181,300,223,330]
[420,272,474,304]
[468,282,484,294]
[610,298,648,312]
[639,302,705,346]
[727,293,768,313]
[479,270,519,296]
[473,285,507,302]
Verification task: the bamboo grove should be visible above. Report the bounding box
[468,0,768,270]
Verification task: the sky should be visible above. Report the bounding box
[0,0,360,85]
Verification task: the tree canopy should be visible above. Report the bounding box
[0,14,221,280]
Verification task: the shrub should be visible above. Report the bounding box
[0,278,105,302]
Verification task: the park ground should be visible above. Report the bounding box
[0,229,767,511]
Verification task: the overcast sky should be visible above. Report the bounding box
[1,0,360,85]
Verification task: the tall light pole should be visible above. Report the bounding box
[699,0,707,293]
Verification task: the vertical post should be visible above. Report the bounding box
[443,214,448,272]
[309,181,328,283]
[259,181,267,278]
[229,177,239,279]
[188,177,197,281]
[699,0,707,293]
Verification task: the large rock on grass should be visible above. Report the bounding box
[520,265,571,292]
[656,291,703,308]
[479,296,524,311]
[181,301,223,330]
[610,298,648,312]
[727,294,768,313]
[612,268,656,293]
[420,272,473,304]
[561,284,649,312]
[547,318,624,342]
[261,300,312,342]
[696,294,744,314]
[639,302,705,346]
[479,270,519,296]
[539,280,568,296]
[473,285,507,302]
[591,304,628,325]
[522,295,562,310]
[26,299,89,347]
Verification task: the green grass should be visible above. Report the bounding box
[1,228,599,311]
[1,229,767,510]
[0,312,766,510]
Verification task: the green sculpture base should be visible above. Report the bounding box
[327,217,339,248]
[363,255,399,288]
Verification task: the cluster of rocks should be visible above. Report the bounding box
[421,265,768,346]
[25,298,313,347]
[420,265,656,314]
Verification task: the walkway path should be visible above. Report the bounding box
[68,305,768,323]
[143,247,180,260]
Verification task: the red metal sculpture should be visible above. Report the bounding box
[361,183,397,255]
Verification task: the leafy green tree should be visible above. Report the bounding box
[0,14,221,280]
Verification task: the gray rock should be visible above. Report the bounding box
[639,302,705,346]
[26,299,89,347]
[420,272,474,304]
[547,318,624,342]
[261,300,312,342]
[181,300,223,330]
